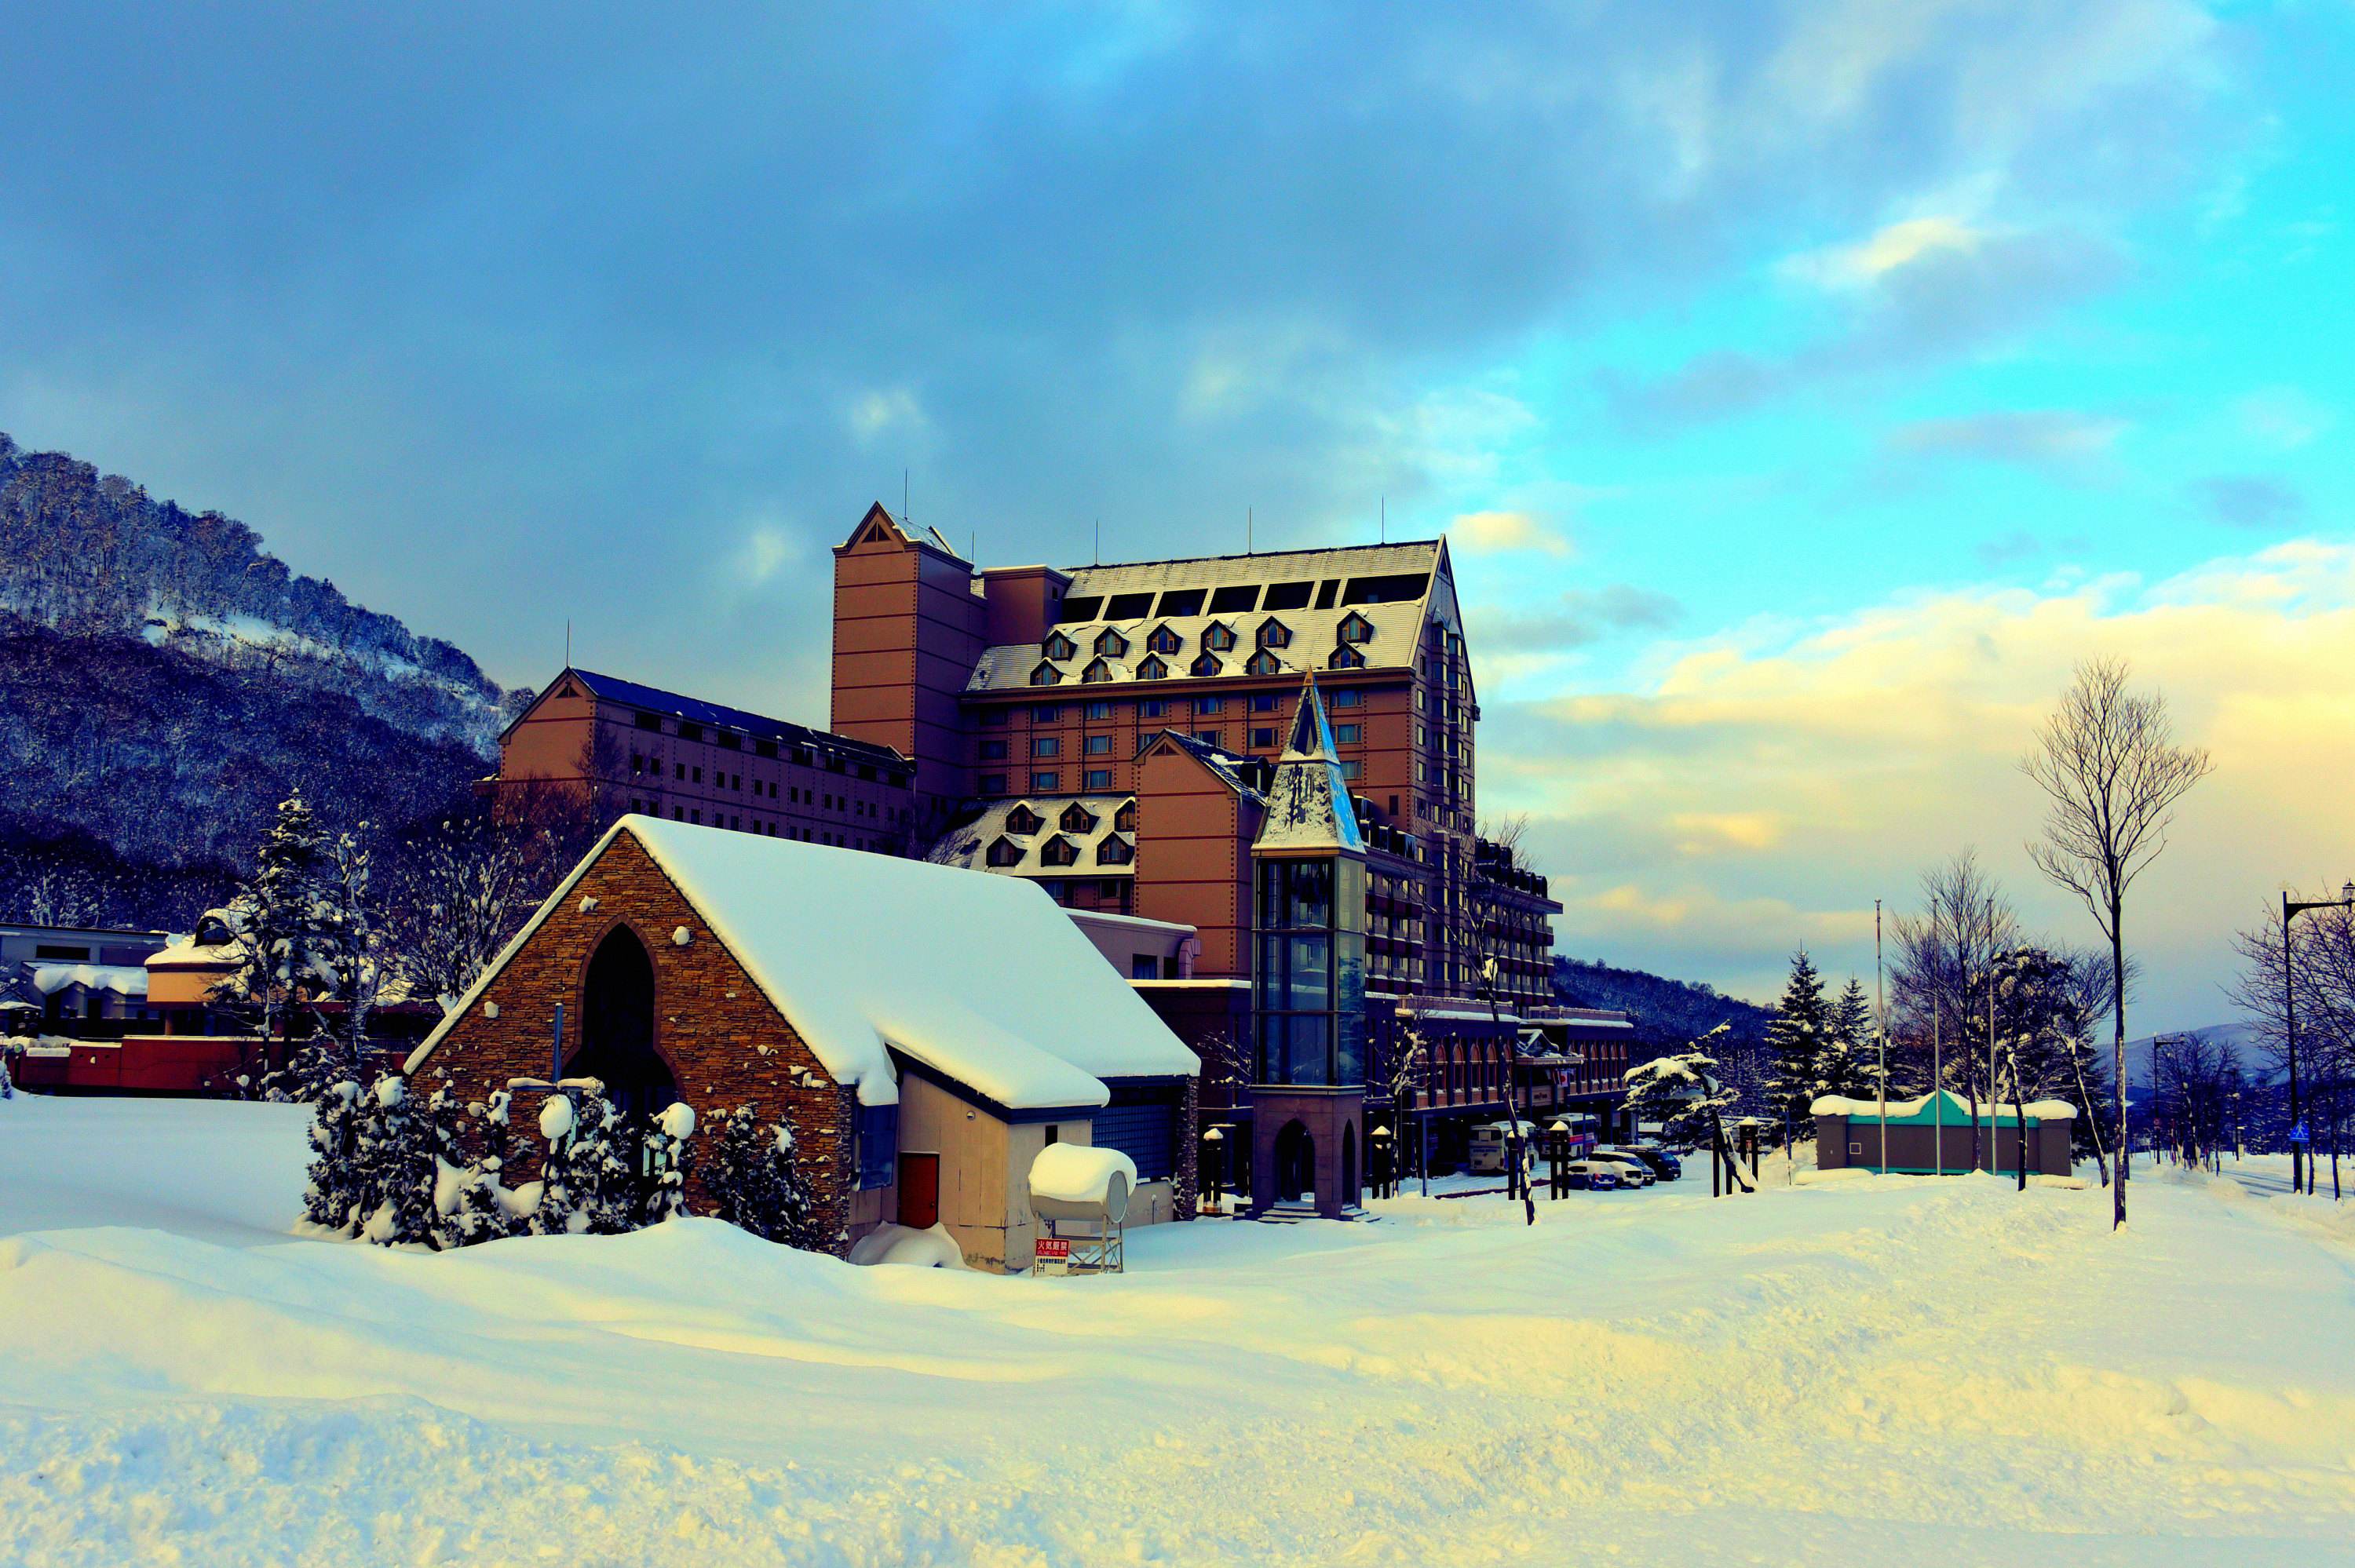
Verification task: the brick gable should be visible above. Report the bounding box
[411,829,856,1247]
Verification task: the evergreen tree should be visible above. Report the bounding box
[1820,978,1883,1099]
[353,1074,440,1246]
[1622,1025,1744,1183]
[1762,949,1833,1140]
[705,1104,821,1245]
[641,1103,698,1224]
[219,795,352,1092]
[302,1078,367,1234]
[528,1092,584,1236]
[429,1086,519,1249]
[570,1092,639,1234]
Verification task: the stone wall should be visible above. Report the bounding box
[408,829,859,1251]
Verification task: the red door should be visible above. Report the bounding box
[897,1153,940,1230]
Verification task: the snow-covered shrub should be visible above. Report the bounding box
[429,1086,518,1249]
[572,1091,641,1234]
[528,1091,583,1236]
[303,1079,367,1234]
[641,1102,697,1224]
[352,1075,440,1246]
[704,1104,821,1248]
[0,1034,24,1100]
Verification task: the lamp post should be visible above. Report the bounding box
[2282,882,2354,1196]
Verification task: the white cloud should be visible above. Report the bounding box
[1782,216,1986,290]
[1452,509,1572,557]
[848,388,926,447]
[1489,539,2355,1021]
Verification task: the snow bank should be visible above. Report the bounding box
[1028,1143,1137,1208]
[845,1222,966,1268]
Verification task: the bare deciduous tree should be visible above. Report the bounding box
[2021,658,2211,1229]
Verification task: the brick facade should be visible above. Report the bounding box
[410,831,859,1249]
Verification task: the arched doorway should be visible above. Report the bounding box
[574,926,676,1122]
[1341,1121,1358,1204]
[1274,1118,1316,1203]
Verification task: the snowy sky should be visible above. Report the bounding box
[2,3,2349,1025]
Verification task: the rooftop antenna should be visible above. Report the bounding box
[1248,506,1254,555]
[969,528,976,563]
[564,618,571,669]
[1095,516,1101,565]
[903,467,909,523]
[1380,496,1386,545]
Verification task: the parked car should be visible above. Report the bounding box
[1557,1160,1626,1191]
[1601,1143,1682,1181]
[1590,1153,1655,1187]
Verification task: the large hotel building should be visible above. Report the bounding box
[494,504,1620,1215]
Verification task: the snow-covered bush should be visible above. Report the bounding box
[429,1085,519,1249]
[705,1105,823,1248]
[303,1079,367,1234]
[0,1034,24,1100]
[528,1090,584,1236]
[353,1075,441,1246]
[641,1102,697,1224]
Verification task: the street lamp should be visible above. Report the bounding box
[2281,881,2354,1195]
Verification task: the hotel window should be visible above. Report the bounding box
[1338,613,1375,644]
[1094,629,1129,658]
[692,766,703,783]
[980,739,1006,760]
[1329,646,1366,669]
[675,763,685,780]
[982,707,1009,726]
[1084,768,1113,789]
[1132,955,1159,980]
[1251,727,1276,749]
[1136,655,1168,681]
[1061,803,1098,832]
[1245,650,1283,676]
[1040,836,1079,867]
[1141,698,1168,718]
[1147,625,1182,655]
[1203,622,1237,652]
[987,837,1024,867]
[635,711,664,731]
[1086,699,1114,720]
[1097,836,1132,865]
[1084,734,1114,756]
[677,721,704,742]
[1194,730,1220,746]
[1190,653,1222,677]
[1341,760,1362,781]
[1115,800,1137,833]
[1335,723,1360,745]
[1006,805,1043,833]
[1029,662,1063,686]
[1196,696,1224,717]
[1332,688,1360,708]
[1252,693,1280,713]
[1032,735,1059,757]
[1043,632,1077,661]
[1257,618,1291,647]
[1032,704,1060,722]
[1031,770,1059,791]
[1082,659,1113,684]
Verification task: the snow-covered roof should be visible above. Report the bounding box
[29,963,148,997]
[1028,1143,1137,1206]
[1254,676,1364,855]
[146,935,239,969]
[409,817,1198,1110]
[1811,1090,2076,1121]
[966,540,1455,694]
[926,796,1137,878]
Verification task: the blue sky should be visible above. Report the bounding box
[3,2,2350,1023]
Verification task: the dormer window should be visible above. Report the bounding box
[1337,612,1375,644]
[1094,629,1129,658]
[1147,625,1183,655]
[1190,652,1223,677]
[1246,649,1283,676]
[1039,835,1080,867]
[985,837,1024,867]
[1203,622,1237,652]
[1329,645,1366,670]
[1006,804,1043,835]
[1136,655,1169,681]
[1114,800,1138,833]
[1029,662,1064,687]
[1042,632,1077,661]
[1097,835,1134,866]
[1082,658,1114,684]
[1257,619,1291,648]
[1060,803,1097,833]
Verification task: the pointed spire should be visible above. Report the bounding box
[1255,672,1364,854]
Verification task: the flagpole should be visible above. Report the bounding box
[1875,899,1888,1174]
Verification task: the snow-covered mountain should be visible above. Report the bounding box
[0,432,528,924]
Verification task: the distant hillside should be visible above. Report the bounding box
[1553,954,1776,1056]
[0,433,528,926]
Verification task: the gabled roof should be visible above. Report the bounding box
[927,795,1141,878]
[409,817,1198,1110]
[1137,730,1269,804]
[511,668,911,771]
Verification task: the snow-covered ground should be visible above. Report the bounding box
[5,1094,2354,1566]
